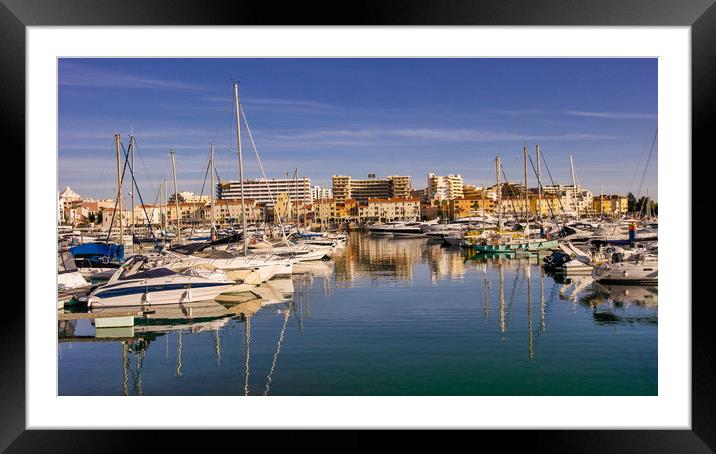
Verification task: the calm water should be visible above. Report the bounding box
[58,233,657,396]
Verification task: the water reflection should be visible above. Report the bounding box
[59,232,657,396]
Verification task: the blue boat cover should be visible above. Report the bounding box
[69,243,125,264]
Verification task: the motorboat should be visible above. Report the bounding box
[368,221,428,237]
[591,248,658,284]
[84,255,238,308]
[165,249,293,282]
[245,239,333,261]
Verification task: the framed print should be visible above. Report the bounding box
[5,0,711,450]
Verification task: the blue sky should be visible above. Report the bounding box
[58,58,657,202]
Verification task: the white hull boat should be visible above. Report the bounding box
[592,251,658,284]
[84,256,236,308]
[166,250,292,282]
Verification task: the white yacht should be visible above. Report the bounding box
[368,221,430,237]
[165,250,293,282]
[84,255,238,308]
[591,248,658,284]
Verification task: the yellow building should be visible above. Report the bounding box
[448,197,496,219]
[387,175,412,199]
[314,198,358,223]
[360,197,421,222]
[529,195,564,217]
[499,198,530,216]
[499,196,564,216]
[592,195,628,216]
[461,184,483,199]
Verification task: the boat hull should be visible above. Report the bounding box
[465,239,558,253]
[87,281,234,308]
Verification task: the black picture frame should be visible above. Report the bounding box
[4,0,709,450]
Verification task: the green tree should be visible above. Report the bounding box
[627,192,637,212]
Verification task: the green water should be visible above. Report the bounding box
[58,233,657,396]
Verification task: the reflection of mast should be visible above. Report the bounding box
[121,343,129,396]
[175,329,183,376]
[121,340,146,395]
[482,265,489,319]
[243,316,251,396]
[297,282,305,334]
[134,349,145,396]
[213,329,222,367]
[498,263,505,333]
[539,267,545,332]
[264,303,292,396]
[527,264,534,359]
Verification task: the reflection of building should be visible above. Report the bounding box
[334,234,425,283]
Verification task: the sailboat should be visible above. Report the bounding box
[463,148,558,254]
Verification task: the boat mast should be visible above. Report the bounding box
[569,155,578,219]
[170,150,180,240]
[233,81,248,255]
[536,144,541,222]
[162,178,167,232]
[523,145,529,233]
[210,143,216,237]
[294,168,299,231]
[114,133,124,246]
[130,135,136,240]
[495,155,502,231]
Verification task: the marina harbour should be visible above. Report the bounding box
[57,61,658,397]
[58,232,657,396]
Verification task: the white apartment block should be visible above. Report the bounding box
[218,177,312,205]
[427,173,464,201]
[312,185,333,201]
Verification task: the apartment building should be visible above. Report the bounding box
[332,174,412,203]
[427,173,464,201]
[218,177,312,205]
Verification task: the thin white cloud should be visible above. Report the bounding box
[494,109,656,120]
[59,61,206,91]
[255,128,619,147]
[564,110,656,120]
